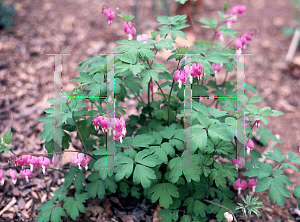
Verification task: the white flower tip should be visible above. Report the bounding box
[178,80,182,89]
[85,165,88,171]
[12,179,17,184]
[128,34,133,40]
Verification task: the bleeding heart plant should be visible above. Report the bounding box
[1,2,299,222]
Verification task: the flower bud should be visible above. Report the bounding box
[10,168,17,184]
[103,8,115,25]
[0,169,4,185]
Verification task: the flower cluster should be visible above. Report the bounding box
[173,64,204,89]
[231,156,245,169]
[0,169,4,185]
[102,6,137,40]
[235,32,253,57]
[190,63,204,81]
[15,155,52,174]
[173,69,186,89]
[233,179,257,195]
[92,116,127,143]
[123,21,136,40]
[137,34,149,43]
[71,154,91,170]
[103,8,115,25]
[246,139,255,154]
[223,5,246,28]
[0,153,63,185]
[211,63,222,77]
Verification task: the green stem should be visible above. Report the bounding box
[155,80,170,126]
[129,88,143,103]
[72,111,88,154]
[148,78,152,119]
[210,29,217,49]
[168,59,182,119]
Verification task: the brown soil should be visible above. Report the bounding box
[0,0,300,221]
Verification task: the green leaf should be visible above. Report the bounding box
[210,16,217,28]
[114,153,134,181]
[257,127,282,146]
[186,126,207,153]
[135,149,162,167]
[263,148,286,163]
[208,107,228,118]
[3,128,12,144]
[168,157,183,183]
[255,177,272,192]
[149,146,168,164]
[93,156,115,180]
[131,186,141,198]
[133,164,156,188]
[193,200,206,217]
[199,18,211,26]
[63,193,88,220]
[281,26,295,37]
[208,123,232,142]
[155,38,175,51]
[223,28,238,38]
[139,49,155,60]
[62,167,80,190]
[132,134,155,147]
[73,171,86,193]
[197,112,209,128]
[281,163,299,171]
[218,11,225,20]
[293,185,300,199]
[180,215,191,222]
[269,179,290,206]
[210,169,226,187]
[287,151,300,164]
[40,122,54,142]
[70,72,95,85]
[150,183,179,208]
[157,209,173,222]
[36,201,53,222]
[244,162,272,179]
[50,207,66,222]
[117,13,135,23]
[85,179,106,199]
[248,95,263,104]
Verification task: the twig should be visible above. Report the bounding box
[258,134,280,163]
[286,28,300,62]
[0,197,16,216]
[203,199,237,222]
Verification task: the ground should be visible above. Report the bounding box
[0,0,300,221]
